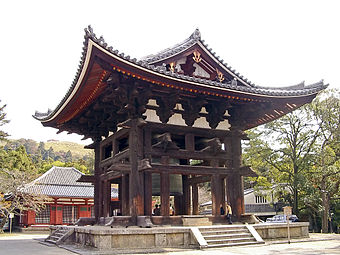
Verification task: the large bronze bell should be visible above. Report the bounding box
[151,158,183,196]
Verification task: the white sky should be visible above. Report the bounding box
[1,0,339,145]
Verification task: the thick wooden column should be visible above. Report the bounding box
[174,195,182,215]
[211,174,222,216]
[221,177,226,212]
[121,174,129,216]
[160,173,170,216]
[144,172,152,216]
[225,132,244,221]
[144,128,152,216]
[210,158,222,216]
[182,133,194,215]
[129,119,144,222]
[192,183,199,215]
[93,139,102,221]
[182,175,191,215]
[102,179,110,217]
[160,156,170,216]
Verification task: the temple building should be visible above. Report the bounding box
[34,26,327,225]
[22,166,118,226]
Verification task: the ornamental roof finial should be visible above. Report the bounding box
[191,28,201,40]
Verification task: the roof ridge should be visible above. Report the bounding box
[140,28,201,63]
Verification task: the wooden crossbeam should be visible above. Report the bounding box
[144,164,257,176]
[146,148,230,161]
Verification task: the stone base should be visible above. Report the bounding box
[60,222,310,250]
[181,216,212,226]
[254,222,309,239]
[72,226,195,250]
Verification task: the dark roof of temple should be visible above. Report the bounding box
[33,26,327,126]
[23,166,117,198]
[141,28,255,87]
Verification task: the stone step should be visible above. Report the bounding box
[204,233,252,240]
[201,229,248,235]
[46,239,57,244]
[206,237,256,245]
[54,232,66,237]
[207,241,260,248]
[199,226,248,232]
[48,235,60,241]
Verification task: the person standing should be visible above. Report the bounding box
[220,204,225,215]
[226,203,232,224]
[153,204,160,216]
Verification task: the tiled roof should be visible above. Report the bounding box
[33,26,327,122]
[23,166,118,198]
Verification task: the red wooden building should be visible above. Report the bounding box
[34,27,327,225]
[21,166,118,226]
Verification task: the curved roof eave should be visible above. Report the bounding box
[34,26,328,124]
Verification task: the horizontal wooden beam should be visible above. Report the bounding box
[146,148,231,161]
[99,149,130,168]
[100,128,130,148]
[100,160,257,180]
[187,175,211,185]
[145,122,232,138]
[100,159,151,180]
[144,163,257,176]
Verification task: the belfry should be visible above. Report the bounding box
[34,26,327,226]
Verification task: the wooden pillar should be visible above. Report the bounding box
[192,183,199,215]
[182,175,191,215]
[221,177,226,212]
[102,180,109,217]
[121,174,129,216]
[225,132,244,221]
[103,180,111,217]
[182,133,194,216]
[160,173,170,216]
[160,156,170,216]
[129,119,144,222]
[93,138,102,221]
[118,179,122,215]
[210,158,222,216]
[144,172,152,216]
[211,174,222,216]
[174,195,182,215]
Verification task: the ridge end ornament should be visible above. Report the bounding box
[169,62,176,72]
[216,68,224,82]
[193,51,202,63]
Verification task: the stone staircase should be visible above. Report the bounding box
[45,226,74,245]
[193,225,264,248]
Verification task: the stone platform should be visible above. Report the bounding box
[49,221,310,250]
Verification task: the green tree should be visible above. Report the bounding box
[0,100,9,141]
[0,147,45,233]
[244,109,320,216]
[0,146,37,173]
[306,90,340,233]
[65,150,73,162]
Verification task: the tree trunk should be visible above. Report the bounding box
[321,190,329,233]
[0,214,8,233]
[293,187,299,216]
[293,164,299,216]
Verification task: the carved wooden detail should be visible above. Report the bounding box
[181,98,207,126]
[180,55,196,76]
[199,138,223,155]
[152,132,179,152]
[192,50,202,63]
[205,100,230,129]
[155,94,179,123]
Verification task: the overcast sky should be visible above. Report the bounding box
[1,0,339,145]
